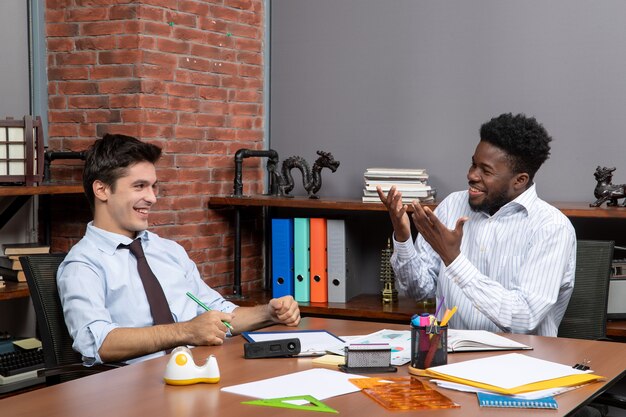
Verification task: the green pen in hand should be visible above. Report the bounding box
[186,291,234,330]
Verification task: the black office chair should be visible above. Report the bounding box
[557,240,626,411]
[20,254,123,385]
[558,240,614,340]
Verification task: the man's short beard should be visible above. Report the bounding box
[469,190,511,215]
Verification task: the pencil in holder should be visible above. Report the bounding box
[410,324,448,369]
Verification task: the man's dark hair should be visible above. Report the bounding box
[479,113,552,182]
[83,134,162,211]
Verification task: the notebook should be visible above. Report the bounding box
[477,392,558,409]
[447,329,532,352]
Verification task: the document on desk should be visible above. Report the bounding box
[425,353,604,395]
[241,330,344,356]
[221,368,366,400]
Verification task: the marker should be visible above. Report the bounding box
[186,292,234,330]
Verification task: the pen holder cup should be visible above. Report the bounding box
[410,324,448,369]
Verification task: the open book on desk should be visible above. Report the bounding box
[447,329,532,352]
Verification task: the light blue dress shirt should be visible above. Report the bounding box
[392,185,576,337]
[57,223,237,365]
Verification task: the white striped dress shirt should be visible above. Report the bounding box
[391,184,576,336]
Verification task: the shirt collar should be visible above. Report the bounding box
[494,183,538,217]
[85,222,150,255]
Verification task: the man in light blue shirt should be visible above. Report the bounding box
[377,113,576,337]
[58,134,300,365]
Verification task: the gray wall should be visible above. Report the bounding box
[270,0,626,202]
[0,0,30,118]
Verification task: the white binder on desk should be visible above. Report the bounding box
[327,219,355,303]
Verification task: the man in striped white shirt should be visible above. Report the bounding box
[378,113,576,337]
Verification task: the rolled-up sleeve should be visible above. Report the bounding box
[57,260,118,365]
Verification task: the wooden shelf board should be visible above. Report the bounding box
[0,184,83,197]
[209,195,626,218]
[0,282,29,301]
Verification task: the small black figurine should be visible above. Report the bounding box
[590,166,626,207]
[276,151,340,199]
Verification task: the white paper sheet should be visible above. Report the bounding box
[428,353,591,390]
[221,368,366,400]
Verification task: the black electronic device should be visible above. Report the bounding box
[243,338,301,359]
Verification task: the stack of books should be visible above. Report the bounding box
[362,167,435,204]
[0,243,50,282]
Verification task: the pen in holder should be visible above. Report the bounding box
[410,324,448,369]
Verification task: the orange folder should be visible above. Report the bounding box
[309,218,328,303]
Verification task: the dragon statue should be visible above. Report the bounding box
[274,150,340,199]
[590,166,626,207]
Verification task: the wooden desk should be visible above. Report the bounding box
[2,318,626,417]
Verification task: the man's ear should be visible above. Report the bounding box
[513,172,530,190]
[92,180,109,203]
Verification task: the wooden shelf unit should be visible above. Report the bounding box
[1,183,84,302]
[209,195,626,337]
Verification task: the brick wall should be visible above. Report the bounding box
[45,0,266,295]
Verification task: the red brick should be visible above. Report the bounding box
[210,5,240,22]
[81,21,126,36]
[137,5,164,21]
[168,97,200,112]
[143,21,172,37]
[199,102,228,114]
[48,67,90,80]
[91,65,134,79]
[68,95,109,109]
[109,5,138,20]
[145,110,176,124]
[109,95,139,108]
[49,111,86,123]
[139,95,169,109]
[58,81,99,95]
[85,109,122,123]
[174,27,206,43]
[198,87,228,101]
[120,109,144,123]
[141,80,167,94]
[67,8,108,21]
[237,51,262,65]
[139,124,174,138]
[207,127,237,140]
[162,140,197,154]
[75,37,116,50]
[228,23,259,39]
[206,32,234,49]
[56,52,97,66]
[232,90,261,103]
[179,0,210,16]
[49,124,79,137]
[48,95,67,109]
[137,64,175,81]
[47,38,74,52]
[98,80,142,94]
[176,155,210,169]
[239,63,262,78]
[190,44,235,61]
[157,38,190,55]
[228,103,259,116]
[174,70,220,86]
[196,114,225,127]
[199,17,228,33]
[98,50,140,65]
[167,83,197,98]
[117,35,142,49]
[96,124,140,138]
[235,37,262,53]
[174,126,205,140]
[164,10,197,28]
[47,23,79,37]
